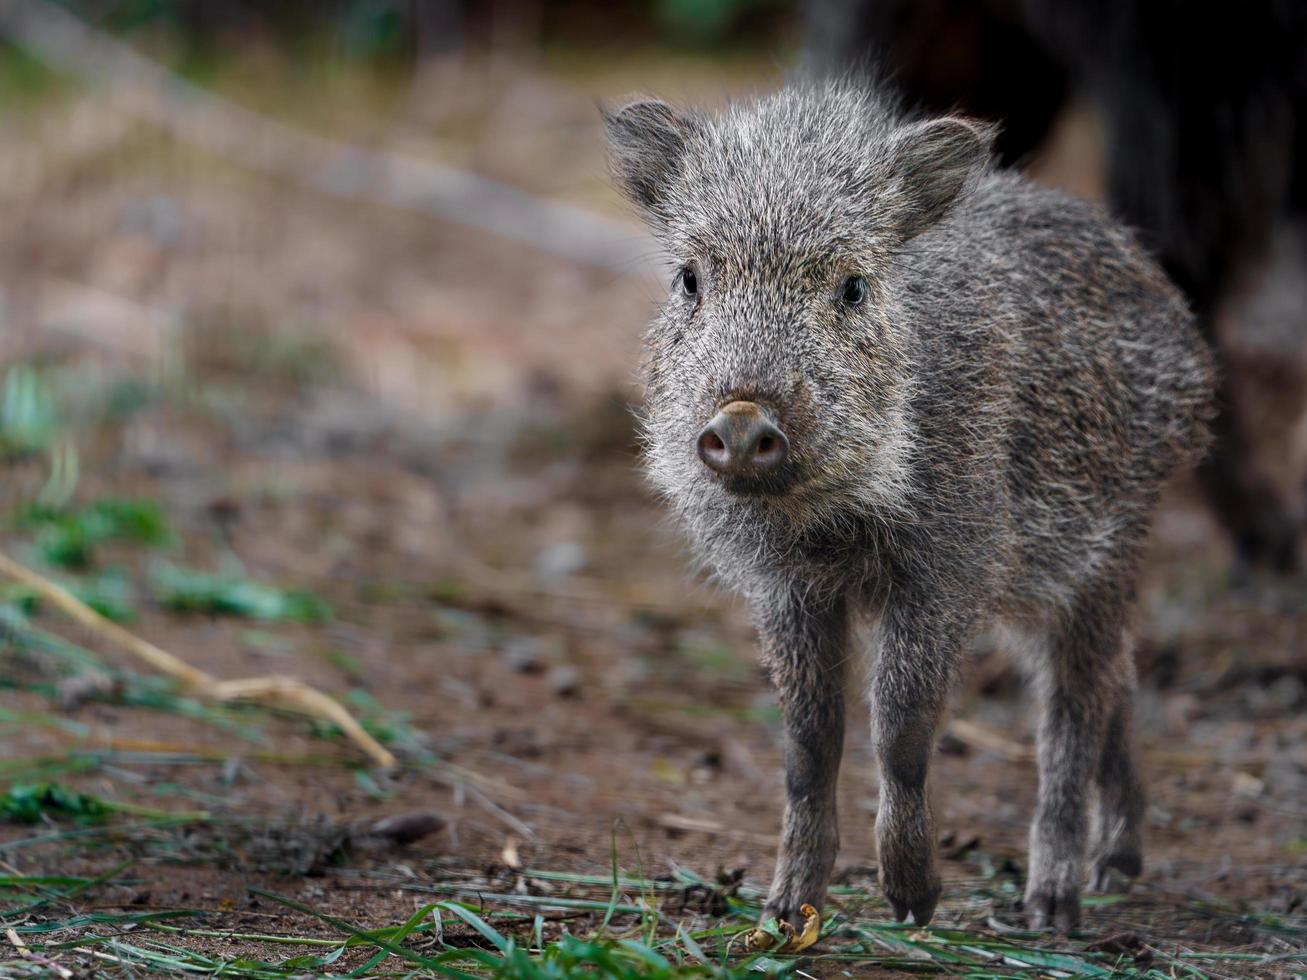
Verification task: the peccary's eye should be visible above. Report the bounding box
[841,275,868,306]
[679,264,698,298]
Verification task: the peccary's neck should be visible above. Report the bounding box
[686,490,901,598]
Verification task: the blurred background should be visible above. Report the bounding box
[0,1,1303,975]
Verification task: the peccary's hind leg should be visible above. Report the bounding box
[1024,592,1129,933]
[1089,656,1144,891]
[754,585,849,931]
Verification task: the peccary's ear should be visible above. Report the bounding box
[888,116,993,239]
[603,98,699,218]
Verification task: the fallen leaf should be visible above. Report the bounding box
[745,904,820,953]
[790,904,821,952]
[745,919,792,952]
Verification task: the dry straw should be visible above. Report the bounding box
[0,549,396,769]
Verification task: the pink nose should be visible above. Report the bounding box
[696,401,789,475]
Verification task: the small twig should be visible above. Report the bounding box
[431,762,530,803]
[207,676,394,770]
[655,812,778,848]
[463,783,534,840]
[6,926,74,979]
[945,719,1034,763]
[0,549,395,769]
[79,948,126,966]
[0,551,210,688]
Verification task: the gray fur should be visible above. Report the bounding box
[604,81,1213,933]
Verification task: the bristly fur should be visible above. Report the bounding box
[604,80,1214,933]
[802,0,1307,568]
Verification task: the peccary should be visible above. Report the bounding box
[604,82,1213,932]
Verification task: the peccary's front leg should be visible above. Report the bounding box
[872,595,969,926]
[754,584,849,931]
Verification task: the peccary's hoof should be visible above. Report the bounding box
[1024,881,1081,934]
[886,884,939,926]
[1089,847,1142,892]
[761,902,808,933]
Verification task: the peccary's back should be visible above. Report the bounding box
[900,171,1214,595]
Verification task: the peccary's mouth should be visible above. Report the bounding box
[712,468,802,498]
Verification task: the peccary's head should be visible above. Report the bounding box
[605,84,992,548]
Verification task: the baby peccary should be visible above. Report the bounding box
[605,83,1214,933]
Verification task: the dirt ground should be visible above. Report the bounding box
[0,46,1305,978]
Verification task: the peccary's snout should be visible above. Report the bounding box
[696,401,789,476]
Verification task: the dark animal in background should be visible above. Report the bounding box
[804,0,1307,570]
[605,83,1212,932]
